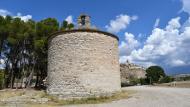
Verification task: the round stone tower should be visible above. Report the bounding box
[47,14,121,99]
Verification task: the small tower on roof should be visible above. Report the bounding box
[77,14,91,29]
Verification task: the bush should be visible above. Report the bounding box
[121,82,131,87]
[0,71,4,89]
[139,78,149,85]
[182,76,190,81]
[146,66,166,84]
[159,76,174,83]
[121,78,141,87]
[121,78,150,87]
[129,78,140,85]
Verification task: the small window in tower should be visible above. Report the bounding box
[81,16,86,26]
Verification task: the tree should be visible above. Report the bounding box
[0,16,12,57]
[159,76,174,83]
[60,20,74,30]
[146,66,165,84]
[0,70,4,89]
[0,15,74,89]
[6,17,28,88]
[34,18,59,88]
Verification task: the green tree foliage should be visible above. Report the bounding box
[146,66,166,84]
[33,18,59,88]
[0,16,74,89]
[139,78,149,85]
[177,76,190,81]
[159,76,174,83]
[0,70,4,89]
[0,16,12,54]
[60,20,74,30]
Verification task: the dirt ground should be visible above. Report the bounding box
[155,81,190,88]
[0,86,190,107]
[64,86,190,107]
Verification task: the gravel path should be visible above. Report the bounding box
[64,86,190,107]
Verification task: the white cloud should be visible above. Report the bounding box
[119,56,128,64]
[0,59,5,64]
[166,17,181,30]
[171,59,186,66]
[181,0,190,14]
[119,32,140,57]
[14,13,32,22]
[106,14,138,33]
[65,15,73,24]
[154,18,160,28]
[181,17,190,32]
[0,59,5,69]
[119,17,190,68]
[0,9,32,22]
[0,9,11,16]
[180,0,190,32]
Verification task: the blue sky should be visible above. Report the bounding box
[0,0,190,75]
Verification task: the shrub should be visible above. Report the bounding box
[129,78,140,85]
[146,66,166,84]
[121,78,141,87]
[159,76,174,83]
[139,78,149,85]
[0,71,4,89]
[182,76,190,81]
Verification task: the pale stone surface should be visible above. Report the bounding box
[47,31,121,99]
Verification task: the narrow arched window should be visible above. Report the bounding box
[81,16,86,26]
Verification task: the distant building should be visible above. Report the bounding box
[120,60,146,84]
[174,74,190,81]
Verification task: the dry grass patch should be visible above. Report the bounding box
[0,89,135,106]
[45,90,131,106]
[21,90,132,107]
[155,81,190,88]
[0,89,25,99]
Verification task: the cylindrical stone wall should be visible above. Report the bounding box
[47,29,121,99]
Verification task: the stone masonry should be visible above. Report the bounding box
[47,29,121,99]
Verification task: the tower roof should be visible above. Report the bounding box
[48,14,119,42]
[77,14,91,29]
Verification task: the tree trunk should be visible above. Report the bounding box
[26,65,35,89]
[35,72,39,88]
[10,69,14,88]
